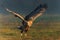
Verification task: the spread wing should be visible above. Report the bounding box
[25,4,47,21]
[6,8,26,22]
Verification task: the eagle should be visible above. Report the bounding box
[6,4,47,36]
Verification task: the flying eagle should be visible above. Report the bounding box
[6,4,47,34]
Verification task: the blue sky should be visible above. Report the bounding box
[0,0,60,16]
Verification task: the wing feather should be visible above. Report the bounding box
[25,4,47,21]
[6,8,26,22]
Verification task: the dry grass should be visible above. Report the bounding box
[0,22,60,40]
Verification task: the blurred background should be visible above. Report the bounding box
[0,0,60,40]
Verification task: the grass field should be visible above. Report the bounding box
[0,15,60,40]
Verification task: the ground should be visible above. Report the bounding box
[0,21,60,40]
[0,15,60,40]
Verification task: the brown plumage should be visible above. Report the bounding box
[6,4,48,34]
